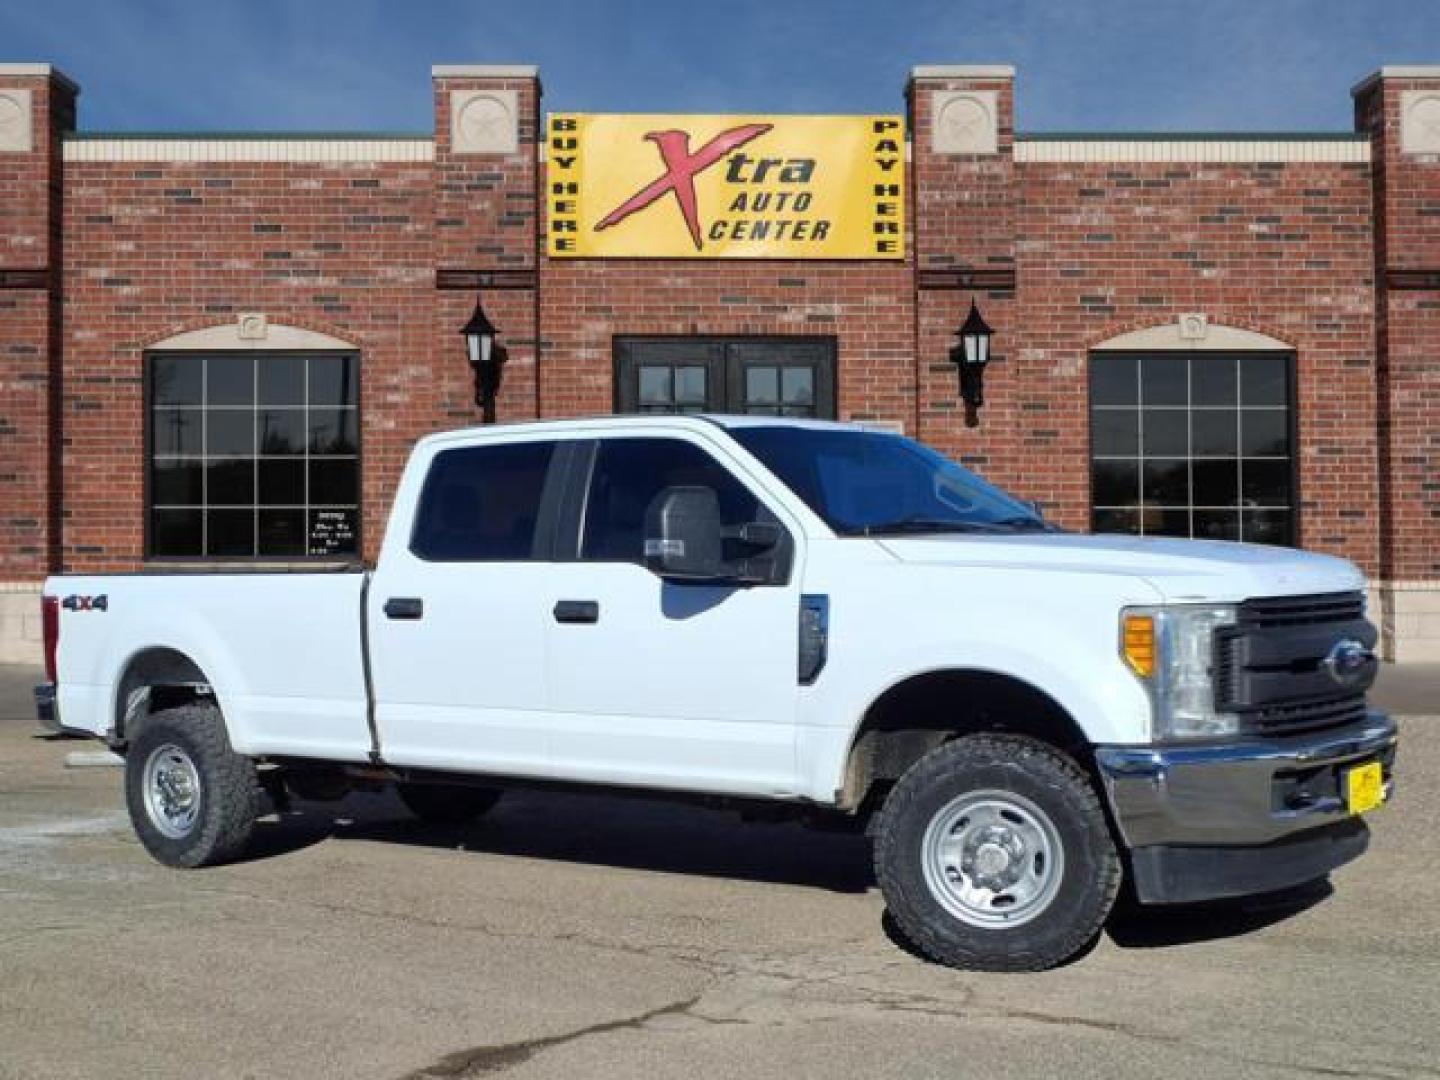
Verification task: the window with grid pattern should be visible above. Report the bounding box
[147,353,360,558]
[1089,351,1294,546]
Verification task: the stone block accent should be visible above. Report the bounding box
[0,87,33,152]
[0,584,42,665]
[450,89,519,155]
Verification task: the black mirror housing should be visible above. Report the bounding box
[644,486,726,581]
[728,521,781,553]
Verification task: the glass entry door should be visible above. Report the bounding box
[615,337,836,419]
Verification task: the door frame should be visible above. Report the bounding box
[613,335,838,419]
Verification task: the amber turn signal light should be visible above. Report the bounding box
[1122,614,1156,678]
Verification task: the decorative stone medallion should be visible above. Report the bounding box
[451,89,519,155]
[932,90,998,155]
[0,89,33,153]
[1178,313,1209,341]
[237,312,268,341]
[1400,91,1440,155]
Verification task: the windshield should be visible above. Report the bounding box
[729,426,1053,536]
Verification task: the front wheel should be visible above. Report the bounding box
[874,734,1120,972]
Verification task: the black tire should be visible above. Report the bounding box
[873,734,1121,972]
[396,781,501,826]
[124,703,263,869]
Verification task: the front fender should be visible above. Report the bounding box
[796,637,1153,805]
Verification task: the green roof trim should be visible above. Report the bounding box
[66,131,432,141]
[1018,131,1369,142]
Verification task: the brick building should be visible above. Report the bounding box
[0,62,1436,661]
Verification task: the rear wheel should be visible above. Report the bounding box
[125,704,262,868]
[874,734,1120,972]
[396,781,501,826]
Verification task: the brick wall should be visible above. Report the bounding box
[0,69,74,583]
[537,259,915,424]
[1356,71,1440,658]
[907,73,1380,572]
[3,59,1436,656]
[60,155,437,568]
[432,72,541,430]
[1010,156,1378,566]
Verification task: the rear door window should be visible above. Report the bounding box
[411,441,558,561]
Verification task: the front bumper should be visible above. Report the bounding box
[1096,712,1397,903]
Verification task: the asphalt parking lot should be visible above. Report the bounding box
[2,663,1437,1080]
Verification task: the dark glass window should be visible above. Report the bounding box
[410,441,556,561]
[731,426,1041,536]
[147,353,359,558]
[614,337,836,418]
[1089,351,1294,545]
[581,438,760,562]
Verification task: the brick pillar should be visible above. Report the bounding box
[431,65,541,428]
[908,66,1025,493]
[1355,67,1440,661]
[0,64,75,661]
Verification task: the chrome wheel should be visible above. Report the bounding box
[142,743,202,840]
[921,789,1064,928]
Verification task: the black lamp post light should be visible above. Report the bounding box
[461,294,506,424]
[948,299,994,428]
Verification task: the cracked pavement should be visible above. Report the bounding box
[2,663,1437,1079]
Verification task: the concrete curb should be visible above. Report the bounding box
[64,750,124,769]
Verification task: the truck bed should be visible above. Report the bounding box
[50,571,373,762]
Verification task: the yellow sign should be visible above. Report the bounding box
[547,113,905,260]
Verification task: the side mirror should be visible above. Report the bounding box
[643,486,726,581]
[727,521,781,555]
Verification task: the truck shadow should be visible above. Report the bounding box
[247,789,1336,956]
[249,787,878,894]
[1103,878,1334,949]
[248,789,1335,946]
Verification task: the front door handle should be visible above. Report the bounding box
[553,600,599,625]
[383,597,424,620]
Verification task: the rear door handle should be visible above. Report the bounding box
[383,597,424,620]
[553,600,599,625]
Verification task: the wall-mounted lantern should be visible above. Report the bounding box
[949,300,994,428]
[461,294,506,424]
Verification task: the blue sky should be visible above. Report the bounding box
[2,0,1435,133]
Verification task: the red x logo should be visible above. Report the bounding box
[595,123,773,251]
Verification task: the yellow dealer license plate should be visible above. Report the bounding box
[1345,761,1385,815]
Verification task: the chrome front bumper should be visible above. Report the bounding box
[1096,712,1397,904]
[1096,712,1398,850]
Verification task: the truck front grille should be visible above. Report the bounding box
[1215,591,1376,737]
[1244,692,1370,735]
[1236,591,1366,629]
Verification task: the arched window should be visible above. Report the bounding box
[1088,325,1295,545]
[144,324,360,559]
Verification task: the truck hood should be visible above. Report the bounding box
[874,532,1366,604]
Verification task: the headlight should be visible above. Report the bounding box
[1121,604,1239,739]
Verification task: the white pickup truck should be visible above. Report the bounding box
[37,415,1396,971]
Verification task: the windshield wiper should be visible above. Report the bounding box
[987,515,1058,532]
[848,517,1008,536]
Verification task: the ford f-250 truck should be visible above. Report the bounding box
[37,415,1396,971]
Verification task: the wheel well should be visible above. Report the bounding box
[839,669,1092,814]
[113,648,214,743]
